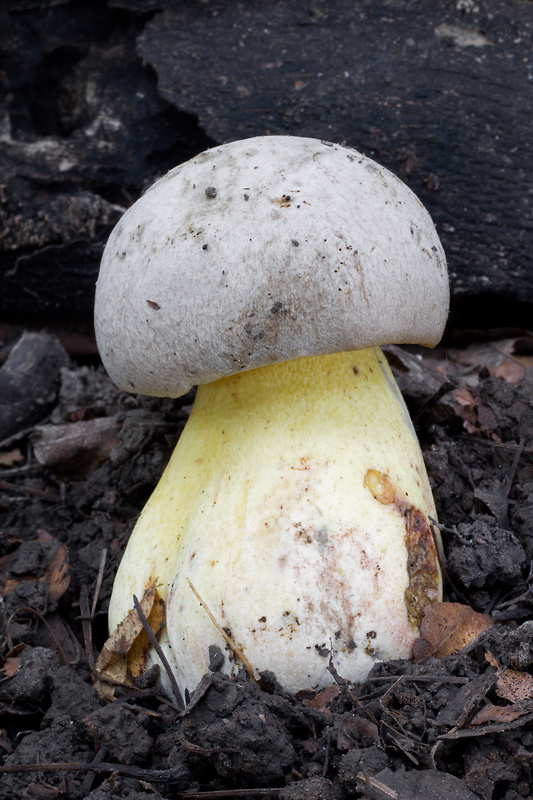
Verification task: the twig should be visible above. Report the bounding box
[438,709,533,739]
[429,516,473,545]
[91,547,107,618]
[413,376,458,423]
[327,657,348,685]
[132,594,185,711]
[81,746,107,796]
[7,606,77,666]
[504,436,525,496]
[494,560,533,613]
[366,675,470,684]
[187,578,257,683]
[0,760,188,784]
[429,739,442,771]
[0,479,60,503]
[488,343,529,369]
[322,729,332,778]
[80,585,97,678]
[79,549,107,678]
[458,435,533,453]
[428,518,472,606]
[357,765,399,799]
[176,791,282,799]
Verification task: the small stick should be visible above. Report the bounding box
[429,516,473,545]
[322,729,332,778]
[80,585,97,678]
[504,436,525,496]
[428,518,472,606]
[7,606,75,666]
[177,791,282,799]
[0,760,187,784]
[91,547,107,619]
[81,746,107,796]
[357,764,399,799]
[458,435,533,453]
[0,479,60,503]
[132,594,185,711]
[367,675,469,684]
[413,376,458,423]
[187,578,257,682]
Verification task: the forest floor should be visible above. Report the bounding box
[1,326,533,800]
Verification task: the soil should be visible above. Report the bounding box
[1,328,533,800]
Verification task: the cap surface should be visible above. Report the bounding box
[95,136,449,397]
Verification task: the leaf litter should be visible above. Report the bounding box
[1,329,533,799]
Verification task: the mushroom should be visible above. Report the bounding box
[95,136,448,697]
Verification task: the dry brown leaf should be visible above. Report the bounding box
[96,579,165,687]
[485,652,533,703]
[0,530,69,602]
[450,386,478,430]
[413,602,492,661]
[0,551,25,596]
[337,715,379,751]
[0,449,24,467]
[447,338,533,386]
[470,701,533,727]
[0,576,23,595]
[302,684,341,712]
[0,728,13,754]
[0,657,22,680]
[42,536,70,603]
[492,361,527,385]
[126,591,165,680]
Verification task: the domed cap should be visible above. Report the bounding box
[95,136,449,397]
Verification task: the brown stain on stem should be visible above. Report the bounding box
[364,469,396,504]
[364,468,440,631]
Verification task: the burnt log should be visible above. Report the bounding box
[1,0,532,327]
[137,0,533,311]
[0,1,213,318]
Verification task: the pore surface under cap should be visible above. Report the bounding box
[95,136,449,397]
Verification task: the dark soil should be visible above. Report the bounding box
[1,328,533,800]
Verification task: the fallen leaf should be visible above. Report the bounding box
[413,602,492,661]
[127,592,166,680]
[43,538,70,603]
[0,449,24,467]
[447,338,533,386]
[96,579,165,687]
[0,728,13,754]
[470,700,533,726]
[485,651,533,703]
[337,714,379,751]
[435,672,495,728]
[450,386,478,429]
[492,361,527,385]
[0,530,69,604]
[303,683,341,712]
[0,657,22,680]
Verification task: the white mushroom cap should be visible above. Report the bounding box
[95,136,448,397]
